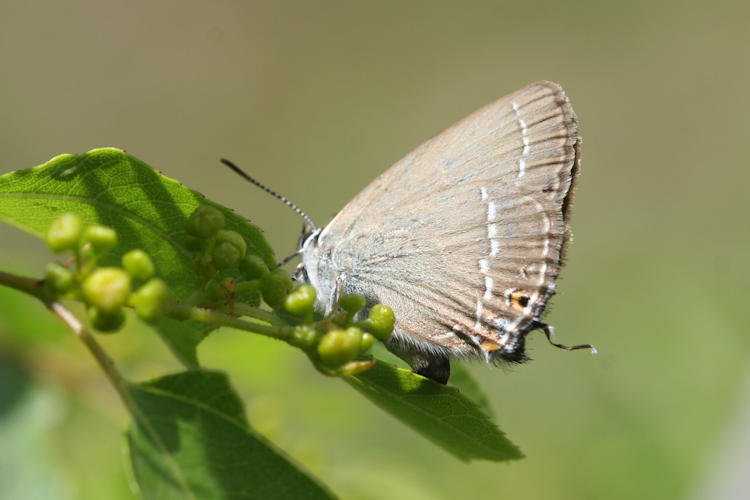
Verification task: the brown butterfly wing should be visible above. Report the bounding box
[312,81,579,364]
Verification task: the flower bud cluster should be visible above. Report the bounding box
[43,213,173,333]
[42,207,397,377]
[282,286,395,375]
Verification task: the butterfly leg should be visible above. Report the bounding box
[535,322,597,354]
[411,355,451,385]
[395,349,451,384]
[322,274,347,319]
[385,334,451,383]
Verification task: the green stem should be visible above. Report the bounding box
[0,270,45,297]
[0,270,210,495]
[47,301,135,406]
[0,270,134,411]
[74,246,84,272]
[182,289,207,308]
[232,302,284,325]
[169,304,292,340]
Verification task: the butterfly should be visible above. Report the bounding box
[227,81,594,384]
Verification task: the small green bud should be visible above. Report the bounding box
[82,267,132,313]
[89,306,126,333]
[45,213,83,253]
[122,249,155,281]
[269,268,293,292]
[186,205,225,238]
[240,254,268,279]
[130,278,172,323]
[44,262,75,294]
[360,332,375,352]
[290,324,318,350]
[82,224,118,253]
[330,311,351,327]
[346,326,363,345]
[340,294,366,314]
[338,360,376,376]
[284,285,316,315]
[235,287,261,307]
[215,230,247,259]
[212,241,242,269]
[317,327,363,367]
[363,304,395,341]
[260,271,288,308]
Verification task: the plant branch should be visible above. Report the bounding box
[0,270,46,297]
[0,270,135,411]
[0,269,204,495]
[47,301,135,406]
[232,302,285,325]
[169,304,293,340]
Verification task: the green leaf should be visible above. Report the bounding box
[126,370,334,500]
[0,148,276,365]
[345,360,522,462]
[153,317,214,369]
[449,362,494,419]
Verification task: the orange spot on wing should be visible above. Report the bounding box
[480,339,500,352]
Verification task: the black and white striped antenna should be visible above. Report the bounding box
[220,158,318,232]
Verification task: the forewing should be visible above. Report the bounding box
[319,81,580,356]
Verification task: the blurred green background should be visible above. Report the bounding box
[1,1,749,499]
